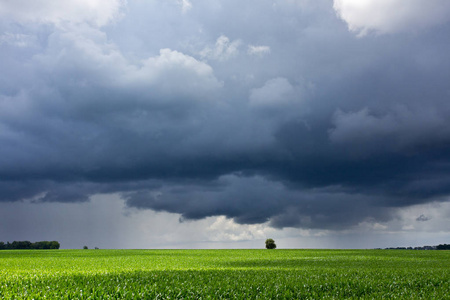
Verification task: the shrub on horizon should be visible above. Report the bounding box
[265,238,276,249]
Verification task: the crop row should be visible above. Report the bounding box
[1,269,448,299]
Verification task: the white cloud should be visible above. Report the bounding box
[247,45,271,57]
[333,0,450,35]
[0,0,125,27]
[34,25,222,100]
[178,0,192,13]
[33,25,129,84]
[135,48,223,96]
[200,35,241,61]
[207,216,274,242]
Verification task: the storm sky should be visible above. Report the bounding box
[1,0,450,249]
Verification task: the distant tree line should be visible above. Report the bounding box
[377,243,450,250]
[0,241,60,250]
[436,244,450,250]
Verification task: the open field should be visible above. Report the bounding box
[0,249,449,299]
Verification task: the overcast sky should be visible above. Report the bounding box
[1,0,450,249]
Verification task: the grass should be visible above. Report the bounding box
[0,249,449,299]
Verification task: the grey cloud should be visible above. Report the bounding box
[0,33,38,48]
[37,186,90,203]
[0,181,48,202]
[123,175,394,230]
[125,175,284,225]
[1,0,450,232]
[416,214,431,222]
[329,105,450,156]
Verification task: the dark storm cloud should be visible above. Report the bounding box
[1,0,450,230]
[123,175,394,230]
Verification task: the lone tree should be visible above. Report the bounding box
[265,238,276,249]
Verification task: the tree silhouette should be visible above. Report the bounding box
[265,238,276,249]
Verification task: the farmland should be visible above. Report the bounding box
[0,249,449,299]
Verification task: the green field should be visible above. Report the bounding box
[0,249,449,299]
